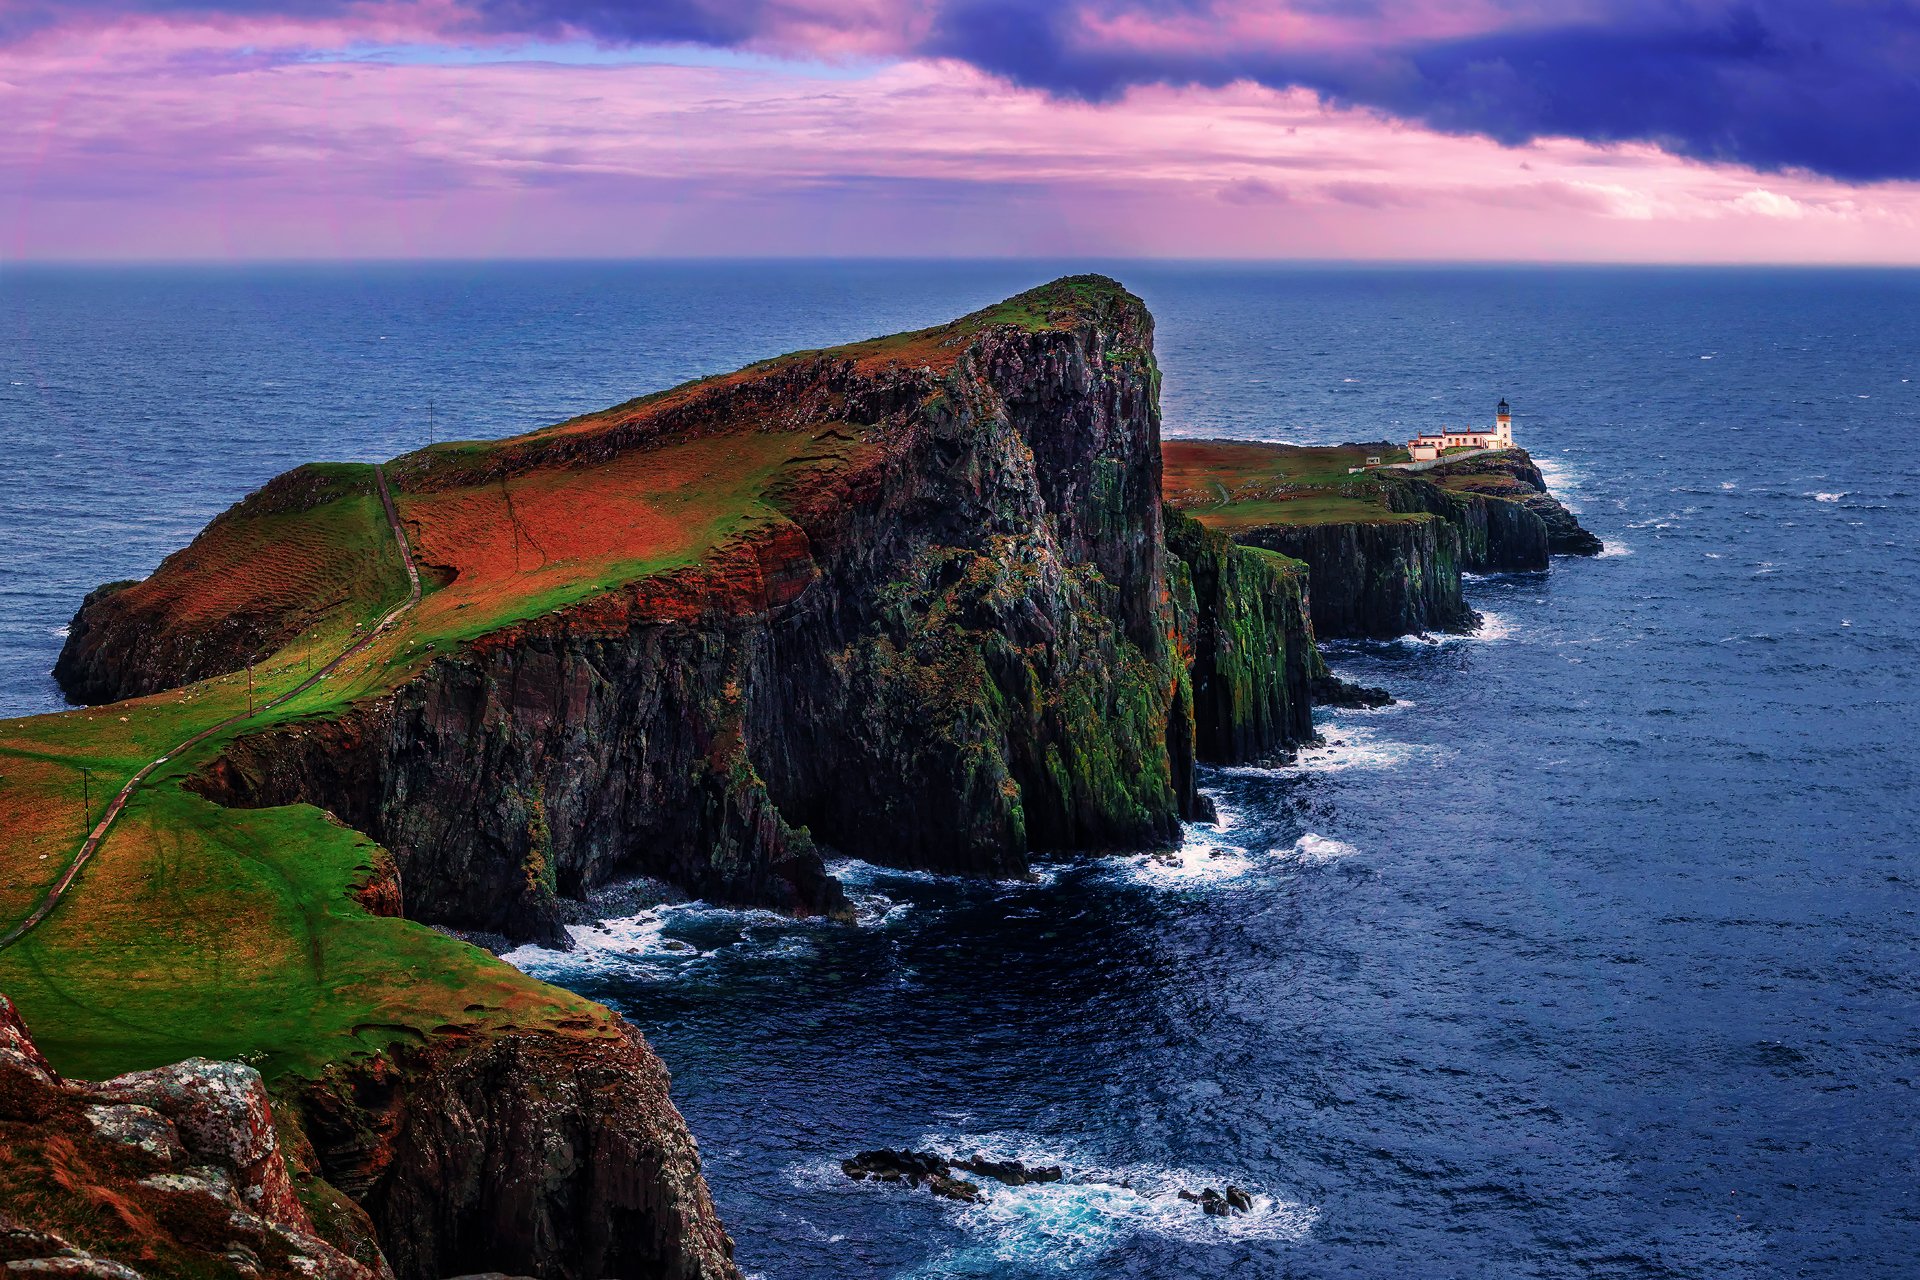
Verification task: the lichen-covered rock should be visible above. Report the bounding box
[0,996,389,1280]
[1164,506,1318,763]
[94,1058,306,1228]
[1231,514,1475,639]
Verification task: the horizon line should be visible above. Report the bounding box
[7,255,1920,271]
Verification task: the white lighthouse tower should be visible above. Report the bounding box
[1492,398,1513,447]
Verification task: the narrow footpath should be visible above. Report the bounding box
[0,465,421,951]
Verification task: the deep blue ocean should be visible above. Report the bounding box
[3,263,1917,1278]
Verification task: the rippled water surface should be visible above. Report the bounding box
[4,264,1918,1277]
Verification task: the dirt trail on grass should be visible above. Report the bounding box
[0,465,422,952]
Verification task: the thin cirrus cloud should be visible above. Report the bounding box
[0,0,1916,259]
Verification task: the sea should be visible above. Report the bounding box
[2,262,1917,1278]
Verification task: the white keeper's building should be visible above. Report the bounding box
[1407,399,1514,462]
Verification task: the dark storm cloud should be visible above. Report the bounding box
[920,0,1920,183]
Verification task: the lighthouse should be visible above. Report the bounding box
[1493,398,1513,446]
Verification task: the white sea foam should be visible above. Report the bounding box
[1393,610,1516,646]
[1472,610,1515,641]
[1811,491,1846,503]
[1224,724,1448,777]
[1117,839,1264,887]
[503,904,686,979]
[1597,540,1632,558]
[1529,456,1581,511]
[49,625,69,638]
[822,1132,1321,1273]
[1328,696,1411,715]
[1720,481,1738,491]
[502,897,855,980]
[828,857,940,887]
[1286,833,1359,865]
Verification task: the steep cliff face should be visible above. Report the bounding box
[1164,507,1318,761]
[296,1018,735,1280]
[187,279,1199,943]
[1229,514,1473,640]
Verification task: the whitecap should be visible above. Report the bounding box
[1327,696,1411,715]
[1388,612,1510,649]
[1811,492,1845,503]
[828,857,940,888]
[1597,540,1632,558]
[49,624,69,638]
[1720,481,1738,491]
[1286,833,1359,865]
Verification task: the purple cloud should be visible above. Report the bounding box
[3,1,1915,182]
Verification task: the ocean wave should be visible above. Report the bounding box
[1810,491,1846,503]
[1597,540,1632,558]
[1529,456,1582,511]
[501,894,895,981]
[1472,610,1516,641]
[502,904,690,979]
[813,1131,1317,1274]
[1110,839,1264,888]
[1387,611,1513,649]
[1286,833,1359,865]
[1325,696,1412,715]
[1224,724,1448,776]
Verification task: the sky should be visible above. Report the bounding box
[2,1,1917,262]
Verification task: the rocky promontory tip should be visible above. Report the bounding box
[1164,438,1598,638]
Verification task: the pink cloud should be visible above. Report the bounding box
[2,15,1917,261]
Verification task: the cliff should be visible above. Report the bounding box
[1163,507,1319,762]
[1164,440,1596,638]
[296,1016,734,1280]
[6,276,1329,1280]
[161,277,1202,945]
